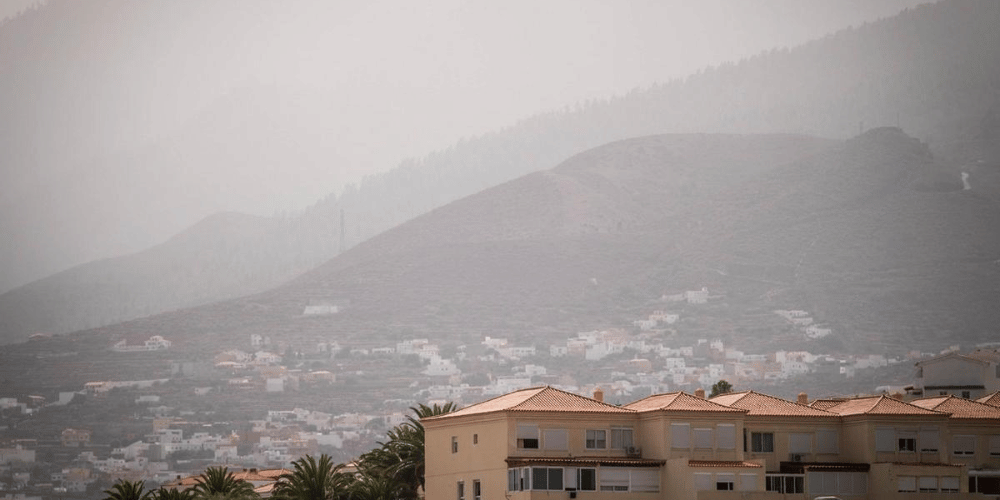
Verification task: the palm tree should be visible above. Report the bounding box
[385,402,459,498]
[103,480,152,500]
[348,473,406,500]
[151,488,197,500]
[192,466,256,499]
[272,454,349,500]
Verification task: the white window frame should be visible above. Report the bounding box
[531,467,563,491]
[577,468,597,491]
[586,429,607,449]
[610,427,634,449]
[716,473,735,491]
[898,430,916,453]
[517,424,539,449]
[751,431,774,452]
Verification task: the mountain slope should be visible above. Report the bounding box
[0,212,336,338]
[1,0,997,344]
[6,129,998,393]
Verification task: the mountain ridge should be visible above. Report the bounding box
[1,0,997,344]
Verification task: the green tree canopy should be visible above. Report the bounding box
[272,454,350,500]
[352,401,458,500]
[192,466,257,499]
[103,480,152,500]
[709,379,733,398]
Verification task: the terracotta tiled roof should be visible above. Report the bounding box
[430,386,633,419]
[822,396,944,416]
[918,349,1000,366]
[709,391,837,418]
[808,399,845,411]
[506,456,665,467]
[964,349,1000,363]
[911,395,1000,420]
[163,468,289,489]
[625,392,745,413]
[688,460,762,468]
[977,391,1000,407]
[231,468,291,482]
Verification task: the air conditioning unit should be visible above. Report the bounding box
[790,454,803,462]
[626,446,641,458]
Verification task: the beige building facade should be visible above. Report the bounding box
[424,386,1000,500]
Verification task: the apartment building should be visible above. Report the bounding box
[909,349,1000,399]
[424,386,1000,499]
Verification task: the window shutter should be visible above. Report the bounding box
[738,473,757,491]
[941,476,960,492]
[693,473,712,490]
[543,429,567,450]
[918,428,939,452]
[717,424,736,450]
[953,435,976,455]
[918,476,938,492]
[630,469,659,492]
[693,428,714,449]
[897,476,916,492]
[599,468,629,490]
[789,433,812,454]
[671,423,690,449]
[875,428,895,452]
[990,435,1000,456]
[816,429,838,454]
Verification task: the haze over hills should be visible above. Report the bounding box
[5,128,999,393]
[1,0,998,345]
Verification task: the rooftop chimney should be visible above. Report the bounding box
[593,388,604,402]
[797,392,808,405]
[694,388,705,399]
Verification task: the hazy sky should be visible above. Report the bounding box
[0,0,933,289]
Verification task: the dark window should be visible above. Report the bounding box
[898,438,916,452]
[451,436,458,453]
[586,429,607,449]
[473,480,481,500]
[751,432,774,452]
[518,438,539,449]
[717,481,734,491]
[766,475,804,493]
[457,481,465,500]
[531,467,563,491]
[578,468,597,491]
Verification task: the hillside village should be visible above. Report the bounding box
[1,284,991,498]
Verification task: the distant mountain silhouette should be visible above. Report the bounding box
[8,128,1000,393]
[0,0,997,344]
